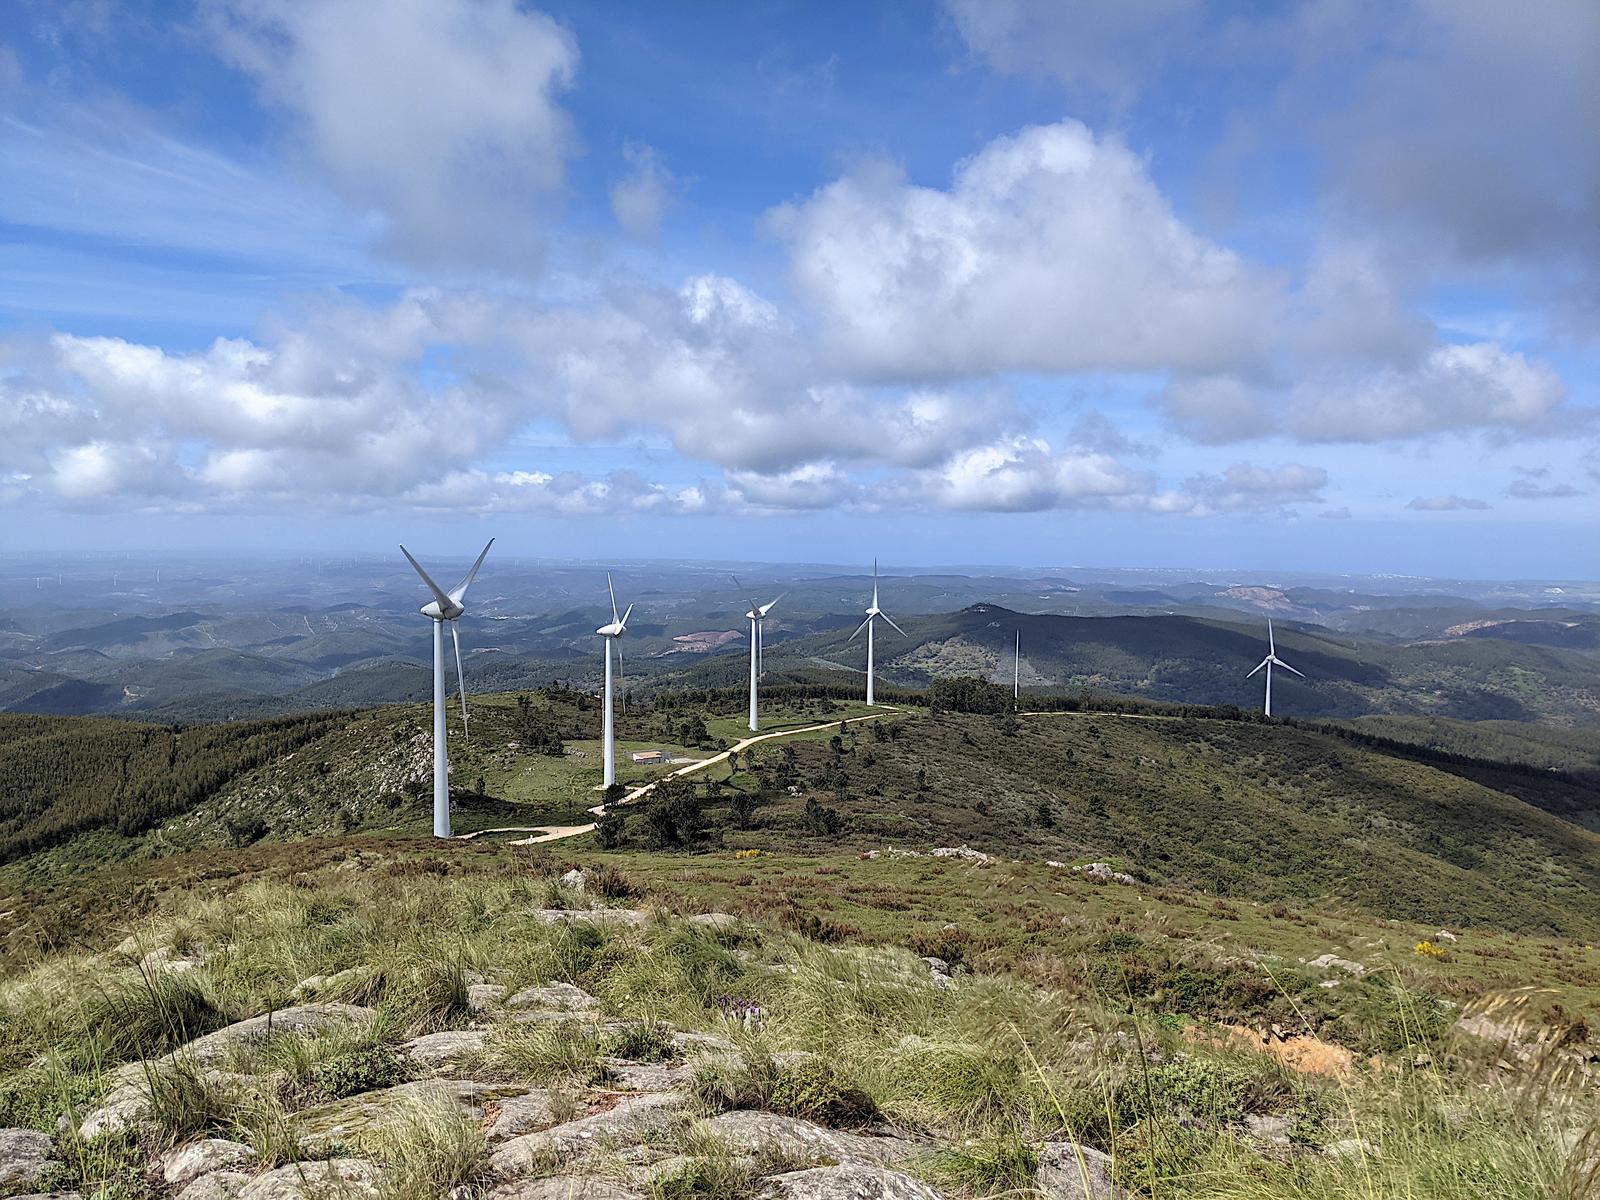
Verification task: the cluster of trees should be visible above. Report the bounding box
[0,712,348,862]
[513,694,564,756]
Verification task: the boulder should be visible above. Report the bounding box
[402,1029,489,1074]
[506,982,599,1012]
[669,1031,737,1056]
[484,1179,643,1200]
[1304,954,1366,977]
[162,1139,258,1188]
[1324,1138,1381,1160]
[560,869,589,892]
[176,1171,253,1200]
[690,1113,920,1169]
[468,984,510,1013]
[484,1090,561,1145]
[1242,1115,1292,1146]
[185,1005,377,1065]
[758,1165,944,1199]
[490,1092,689,1177]
[603,1059,696,1092]
[1036,1142,1121,1199]
[236,1160,383,1200]
[1072,863,1137,886]
[686,913,740,930]
[0,1128,58,1191]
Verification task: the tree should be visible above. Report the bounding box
[804,796,842,835]
[596,807,626,849]
[729,790,756,830]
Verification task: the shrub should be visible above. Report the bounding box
[693,1052,878,1128]
[309,1043,410,1099]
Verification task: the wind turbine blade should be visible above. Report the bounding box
[872,558,879,607]
[448,538,494,603]
[607,572,619,624]
[1246,657,1269,678]
[1267,617,1275,656]
[399,545,452,609]
[620,601,633,630]
[848,615,872,642]
[882,612,907,637]
[761,592,784,615]
[1277,658,1306,678]
[450,619,470,741]
[616,639,623,675]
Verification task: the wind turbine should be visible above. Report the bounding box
[734,576,781,732]
[596,573,634,790]
[848,559,905,706]
[399,539,494,838]
[1246,617,1303,717]
[1013,630,1020,704]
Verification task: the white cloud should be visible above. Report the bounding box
[1180,461,1328,514]
[1505,478,1583,500]
[1407,495,1490,511]
[769,120,1282,379]
[609,143,675,240]
[208,0,578,269]
[895,435,1149,512]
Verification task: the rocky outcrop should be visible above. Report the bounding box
[506,982,599,1012]
[691,1113,922,1169]
[0,1128,58,1192]
[484,1090,561,1145]
[1035,1142,1122,1199]
[176,1170,253,1200]
[759,1165,944,1199]
[160,1138,257,1189]
[1304,954,1366,976]
[1073,863,1137,886]
[490,1092,690,1177]
[297,1080,524,1150]
[185,1005,376,1065]
[402,1028,489,1073]
[236,1159,383,1200]
[529,909,650,928]
[484,1179,643,1200]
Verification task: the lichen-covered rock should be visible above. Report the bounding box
[506,982,599,1012]
[402,1028,489,1073]
[185,1005,376,1065]
[1036,1142,1121,1199]
[483,1178,643,1199]
[176,1170,253,1200]
[602,1059,696,1092]
[162,1139,257,1188]
[490,1092,689,1177]
[686,912,739,930]
[236,1159,383,1200]
[468,984,509,1013]
[484,1090,560,1144]
[690,1113,920,1169]
[528,909,649,928]
[1304,954,1366,977]
[0,1128,58,1191]
[759,1165,945,1200]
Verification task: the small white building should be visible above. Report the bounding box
[630,749,667,765]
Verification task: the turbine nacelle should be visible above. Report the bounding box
[421,599,464,621]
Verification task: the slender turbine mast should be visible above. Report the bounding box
[734,576,781,732]
[1245,617,1304,717]
[1014,630,1020,703]
[400,539,494,838]
[848,559,905,706]
[596,573,634,790]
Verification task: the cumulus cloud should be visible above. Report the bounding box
[1505,478,1583,500]
[1407,495,1490,511]
[1179,461,1328,514]
[889,435,1150,513]
[769,120,1281,379]
[208,0,578,269]
[609,143,675,239]
[1320,507,1352,519]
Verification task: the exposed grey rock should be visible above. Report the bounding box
[485,1089,560,1145]
[669,1030,737,1055]
[490,1092,689,1177]
[1036,1142,1122,1199]
[402,1028,489,1073]
[162,1139,258,1188]
[691,1113,920,1169]
[1243,1115,1292,1146]
[236,1159,383,1200]
[1073,863,1136,886]
[759,1165,944,1200]
[1304,954,1366,977]
[560,869,589,892]
[602,1059,696,1092]
[298,1081,523,1150]
[529,909,649,928]
[1324,1138,1381,1160]
[929,847,990,864]
[185,1005,377,1065]
[141,944,207,974]
[506,982,599,1012]
[0,1128,58,1191]
[468,983,510,1013]
[176,1170,253,1200]
[76,1066,152,1139]
[483,1179,643,1200]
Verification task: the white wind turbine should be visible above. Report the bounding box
[596,573,634,790]
[1013,629,1021,704]
[400,539,494,838]
[848,559,905,706]
[734,576,781,732]
[1246,617,1303,717]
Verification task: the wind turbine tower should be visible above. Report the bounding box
[849,559,906,706]
[1246,617,1304,717]
[400,539,494,838]
[1013,630,1020,703]
[735,577,781,732]
[596,573,634,789]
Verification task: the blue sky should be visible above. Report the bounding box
[0,0,1595,578]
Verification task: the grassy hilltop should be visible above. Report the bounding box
[1,683,1599,1198]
